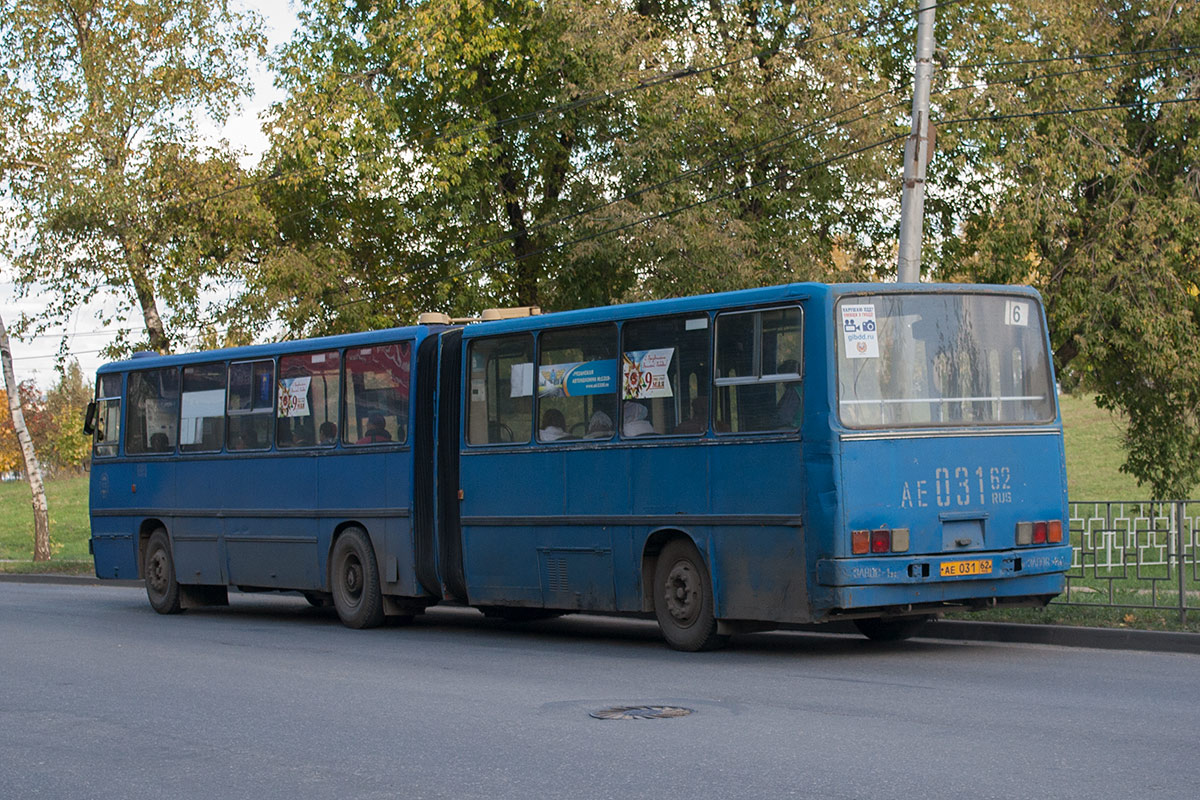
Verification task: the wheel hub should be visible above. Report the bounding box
[664,561,699,625]
[343,559,362,596]
[147,550,168,593]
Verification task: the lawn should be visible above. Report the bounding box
[0,473,93,574]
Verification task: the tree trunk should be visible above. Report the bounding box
[0,313,52,562]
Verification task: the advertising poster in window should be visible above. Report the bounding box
[538,360,617,397]
[622,348,674,399]
[278,376,312,418]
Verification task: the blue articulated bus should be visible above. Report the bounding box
[86,283,1072,650]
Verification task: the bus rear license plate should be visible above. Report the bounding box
[940,559,993,577]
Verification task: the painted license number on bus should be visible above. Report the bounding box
[939,559,993,577]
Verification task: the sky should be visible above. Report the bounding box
[2,1,300,390]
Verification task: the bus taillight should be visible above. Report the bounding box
[1016,520,1063,545]
[853,528,909,555]
[870,530,889,553]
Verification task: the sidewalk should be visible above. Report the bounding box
[3,572,1198,655]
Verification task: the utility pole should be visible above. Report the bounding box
[896,0,937,283]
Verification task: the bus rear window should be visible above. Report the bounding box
[836,293,1055,428]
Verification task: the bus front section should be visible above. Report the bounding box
[818,288,1072,634]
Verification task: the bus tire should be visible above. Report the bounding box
[854,616,930,642]
[330,527,385,629]
[653,538,729,652]
[143,529,182,615]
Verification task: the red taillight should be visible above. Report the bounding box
[1048,520,1063,543]
[852,530,869,554]
[1032,521,1047,544]
[870,529,890,553]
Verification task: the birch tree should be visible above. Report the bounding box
[0,311,50,561]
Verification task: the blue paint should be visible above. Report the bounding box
[89,282,1072,635]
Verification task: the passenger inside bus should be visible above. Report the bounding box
[539,408,567,441]
[622,402,655,436]
[319,421,338,445]
[149,432,171,452]
[774,360,803,429]
[357,414,392,444]
[584,410,613,439]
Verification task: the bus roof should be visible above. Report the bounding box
[95,282,1042,373]
[455,281,1042,338]
[95,323,439,374]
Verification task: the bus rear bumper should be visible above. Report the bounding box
[815,544,1072,610]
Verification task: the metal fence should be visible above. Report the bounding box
[1062,501,1200,622]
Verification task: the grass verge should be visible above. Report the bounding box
[0,473,93,575]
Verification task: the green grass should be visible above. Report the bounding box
[1060,392,1145,499]
[0,473,93,574]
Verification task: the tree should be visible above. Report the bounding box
[0,311,50,561]
[257,1,906,336]
[42,361,92,474]
[927,0,1200,496]
[0,0,270,355]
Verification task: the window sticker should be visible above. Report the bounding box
[278,376,312,418]
[509,362,534,398]
[538,360,617,397]
[1004,300,1030,327]
[622,348,674,399]
[841,304,879,359]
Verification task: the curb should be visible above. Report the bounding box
[921,619,1200,655]
[0,573,141,588]
[2,573,1197,654]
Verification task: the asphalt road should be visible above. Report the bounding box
[1,582,1196,800]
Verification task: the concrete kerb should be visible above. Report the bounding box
[2,573,1197,655]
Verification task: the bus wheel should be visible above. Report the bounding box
[653,539,729,652]
[854,616,930,642]
[143,529,182,615]
[330,528,385,629]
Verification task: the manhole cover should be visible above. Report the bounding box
[589,705,693,720]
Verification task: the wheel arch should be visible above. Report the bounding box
[640,527,706,613]
[326,520,375,589]
[136,518,168,579]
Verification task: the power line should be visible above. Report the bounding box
[950,44,1199,71]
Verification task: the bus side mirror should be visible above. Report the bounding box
[83,401,97,436]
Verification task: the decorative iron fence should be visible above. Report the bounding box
[1062,501,1200,622]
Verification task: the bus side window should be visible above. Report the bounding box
[467,335,534,445]
[714,306,803,433]
[125,368,180,455]
[180,364,227,453]
[537,324,617,443]
[278,350,341,448]
[344,342,411,446]
[621,314,711,437]
[93,373,123,458]
[227,360,275,451]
